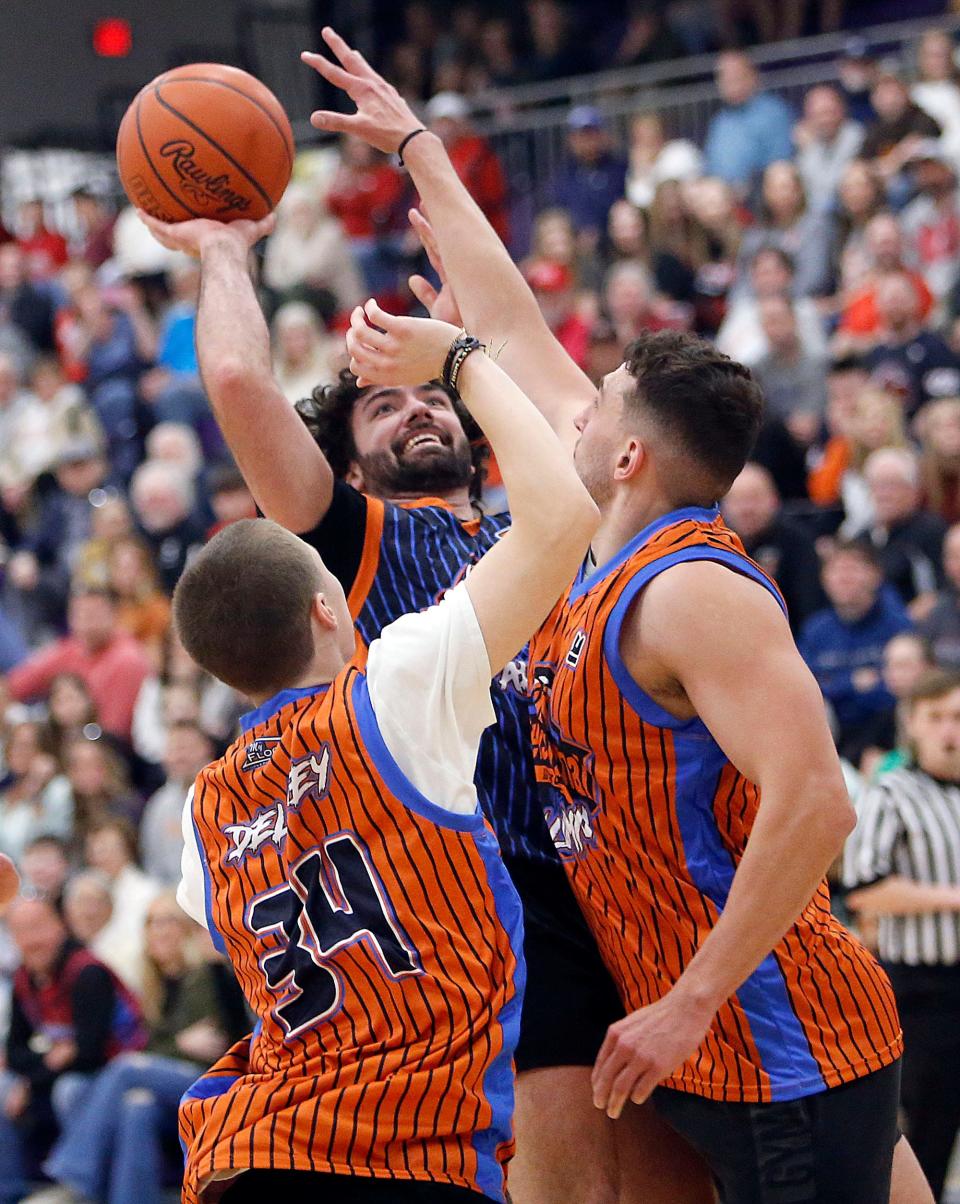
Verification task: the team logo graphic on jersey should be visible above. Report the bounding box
[241,737,281,771]
[543,790,599,859]
[224,745,332,862]
[565,629,587,669]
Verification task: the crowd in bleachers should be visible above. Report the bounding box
[3,9,960,1201]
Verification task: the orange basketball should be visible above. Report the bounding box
[116,63,294,224]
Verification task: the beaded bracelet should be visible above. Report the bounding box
[441,333,485,394]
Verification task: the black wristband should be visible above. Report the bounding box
[442,333,485,395]
[397,127,428,167]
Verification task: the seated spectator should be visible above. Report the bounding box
[735,160,834,300]
[140,722,214,885]
[722,462,825,632]
[40,672,101,765]
[525,260,591,369]
[5,587,151,744]
[794,84,865,212]
[645,181,702,306]
[603,2,686,69]
[108,536,171,656]
[837,39,878,127]
[19,835,70,911]
[832,159,885,294]
[798,539,912,763]
[716,246,827,366]
[327,135,406,295]
[843,669,960,1202]
[860,632,937,777]
[262,184,364,318]
[61,733,142,839]
[0,721,71,864]
[143,421,211,525]
[271,301,341,405]
[0,243,56,358]
[625,112,703,210]
[752,295,828,431]
[547,106,627,251]
[863,447,947,614]
[900,141,960,303]
[84,818,160,955]
[63,870,143,992]
[71,188,116,269]
[703,51,793,193]
[911,29,960,168]
[865,271,960,416]
[0,352,42,495]
[524,0,592,82]
[19,356,99,483]
[14,200,67,282]
[129,460,206,593]
[682,176,744,335]
[0,896,144,1200]
[155,258,199,377]
[205,464,257,540]
[837,212,934,347]
[44,893,248,1204]
[917,396,960,525]
[861,64,942,183]
[71,494,134,596]
[603,260,691,348]
[919,520,960,668]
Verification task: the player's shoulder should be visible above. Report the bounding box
[635,559,786,647]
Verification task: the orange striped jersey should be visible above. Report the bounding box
[528,505,902,1105]
[177,590,524,1202]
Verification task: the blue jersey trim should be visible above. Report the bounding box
[603,546,787,732]
[351,673,486,833]
[571,505,720,600]
[179,1071,241,1157]
[191,805,227,955]
[470,828,526,1203]
[240,684,330,734]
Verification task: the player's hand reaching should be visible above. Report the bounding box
[407,208,464,328]
[302,28,424,154]
[137,209,276,259]
[346,298,461,389]
[591,990,715,1118]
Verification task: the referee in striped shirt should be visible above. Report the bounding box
[845,668,960,1202]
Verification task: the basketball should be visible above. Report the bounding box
[116,63,294,224]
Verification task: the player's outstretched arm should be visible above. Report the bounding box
[138,212,335,532]
[592,562,855,1118]
[302,28,593,448]
[348,301,598,671]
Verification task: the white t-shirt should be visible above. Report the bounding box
[178,583,494,926]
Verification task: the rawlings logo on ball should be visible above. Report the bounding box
[160,140,252,215]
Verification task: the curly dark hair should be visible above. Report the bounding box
[294,369,489,505]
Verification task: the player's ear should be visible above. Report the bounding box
[311,592,338,631]
[614,437,644,483]
[344,461,365,490]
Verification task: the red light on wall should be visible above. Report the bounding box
[93,18,133,58]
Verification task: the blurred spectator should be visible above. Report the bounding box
[72,495,134,597]
[917,396,960,524]
[205,464,257,539]
[716,246,828,366]
[911,29,960,168]
[426,91,511,244]
[844,669,960,1202]
[863,447,947,613]
[45,894,248,1204]
[63,870,143,992]
[262,185,364,317]
[108,536,171,656]
[0,721,71,864]
[645,181,701,305]
[327,136,407,294]
[859,631,936,776]
[155,259,199,377]
[682,177,744,334]
[837,212,934,346]
[5,587,151,744]
[71,189,116,269]
[0,896,144,1200]
[798,539,912,762]
[525,260,591,369]
[722,462,825,632]
[625,113,703,210]
[752,295,828,428]
[861,65,941,183]
[794,84,865,212]
[525,0,591,81]
[473,17,522,89]
[129,461,205,593]
[19,835,70,911]
[833,159,885,292]
[900,141,960,303]
[40,673,101,766]
[61,735,141,839]
[703,51,793,192]
[0,353,41,493]
[603,260,691,346]
[143,423,210,526]
[140,722,214,886]
[837,37,877,126]
[547,106,627,250]
[865,271,960,416]
[735,160,834,299]
[272,302,341,405]
[14,200,67,282]
[919,521,960,669]
[604,1,685,68]
[85,818,160,954]
[0,244,55,359]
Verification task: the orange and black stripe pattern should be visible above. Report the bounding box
[180,668,523,1203]
[528,506,902,1105]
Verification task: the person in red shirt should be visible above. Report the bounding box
[525,259,592,369]
[16,200,68,281]
[5,587,151,743]
[326,135,408,297]
[425,91,510,243]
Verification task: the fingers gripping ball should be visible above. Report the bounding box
[117,64,294,223]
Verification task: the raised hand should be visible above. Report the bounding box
[137,209,276,258]
[301,28,424,154]
[346,298,460,388]
[407,208,463,327]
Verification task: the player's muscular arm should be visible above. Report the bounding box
[593,562,855,1117]
[348,301,599,672]
[302,28,593,449]
[138,211,334,532]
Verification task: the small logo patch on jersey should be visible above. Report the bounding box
[543,792,599,860]
[565,630,587,669]
[242,737,281,771]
